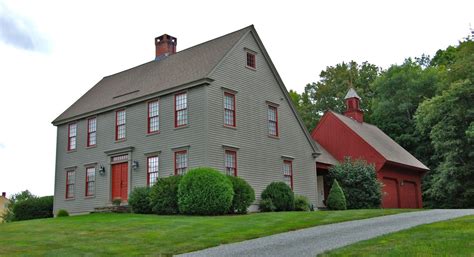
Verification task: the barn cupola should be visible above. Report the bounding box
[343,88,364,122]
[155,34,177,61]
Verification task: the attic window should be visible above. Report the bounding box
[246,52,256,69]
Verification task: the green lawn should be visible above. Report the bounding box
[320,215,474,257]
[0,209,416,256]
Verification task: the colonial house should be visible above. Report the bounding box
[0,192,10,222]
[52,25,320,215]
[312,88,429,208]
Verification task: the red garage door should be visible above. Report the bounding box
[383,177,399,208]
[400,181,418,208]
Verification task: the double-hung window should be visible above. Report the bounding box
[246,52,256,69]
[225,150,237,176]
[148,100,159,133]
[115,110,126,140]
[268,105,279,137]
[68,123,77,151]
[87,118,97,147]
[66,170,75,199]
[283,160,293,190]
[175,92,188,127]
[174,150,188,175]
[85,167,96,196]
[147,156,159,186]
[224,92,236,127]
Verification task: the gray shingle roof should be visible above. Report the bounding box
[330,111,429,170]
[314,141,338,166]
[53,26,253,124]
[344,88,361,99]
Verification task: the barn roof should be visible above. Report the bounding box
[330,111,429,170]
[53,25,253,125]
[314,141,338,166]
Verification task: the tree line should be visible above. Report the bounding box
[290,38,474,208]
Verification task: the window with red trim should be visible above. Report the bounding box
[66,170,75,199]
[174,150,188,175]
[224,92,236,127]
[283,160,293,190]
[68,123,77,151]
[246,52,256,68]
[115,110,126,140]
[148,100,159,133]
[147,156,159,186]
[85,167,96,196]
[87,118,97,147]
[268,105,279,136]
[175,93,188,127]
[225,150,237,176]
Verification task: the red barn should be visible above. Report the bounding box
[312,88,429,208]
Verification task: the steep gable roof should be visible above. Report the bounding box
[53,26,253,125]
[329,111,429,170]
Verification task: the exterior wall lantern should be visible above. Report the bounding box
[132,160,139,171]
[98,165,106,176]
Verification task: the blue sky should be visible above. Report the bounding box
[0,0,473,197]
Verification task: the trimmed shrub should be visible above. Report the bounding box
[150,175,182,215]
[227,176,255,214]
[13,196,53,221]
[57,209,69,217]
[259,199,276,212]
[261,182,294,211]
[178,168,234,215]
[294,195,310,211]
[329,157,382,209]
[327,180,347,210]
[128,187,152,214]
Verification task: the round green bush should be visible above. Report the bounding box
[294,195,310,211]
[57,209,69,217]
[178,167,234,215]
[259,199,276,212]
[227,176,255,214]
[13,196,53,221]
[128,187,152,214]
[261,182,294,211]
[327,180,347,210]
[150,175,182,214]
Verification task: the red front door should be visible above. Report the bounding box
[112,162,128,201]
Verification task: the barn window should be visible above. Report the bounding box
[224,92,236,127]
[268,105,279,137]
[225,150,237,176]
[68,123,77,151]
[175,150,188,175]
[85,167,96,196]
[175,92,188,127]
[148,100,160,133]
[283,160,293,190]
[66,170,75,199]
[115,110,126,140]
[87,117,97,147]
[147,156,159,186]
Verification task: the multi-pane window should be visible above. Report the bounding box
[246,52,256,68]
[224,93,236,127]
[148,100,160,133]
[268,105,279,136]
[66,170,75,199]
[87,118,97,147]
[147,156,159,186]
[175,150,188,175]
[116,110,126,140]
[175,92,188,127]
[85,167,96,196]
[283,160,293,190]
[68,123,77,151]
[225,150,237,176]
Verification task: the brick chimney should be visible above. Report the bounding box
[343,88,363,122]
[1,192,5,198]
[155,34,177,60]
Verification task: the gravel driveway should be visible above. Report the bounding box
[177,209,474,257]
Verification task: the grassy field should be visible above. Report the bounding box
[320,215,474,257]
[0,209,416,256]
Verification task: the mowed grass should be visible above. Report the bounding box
[0,209,416,256]
[320,215,474,257]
